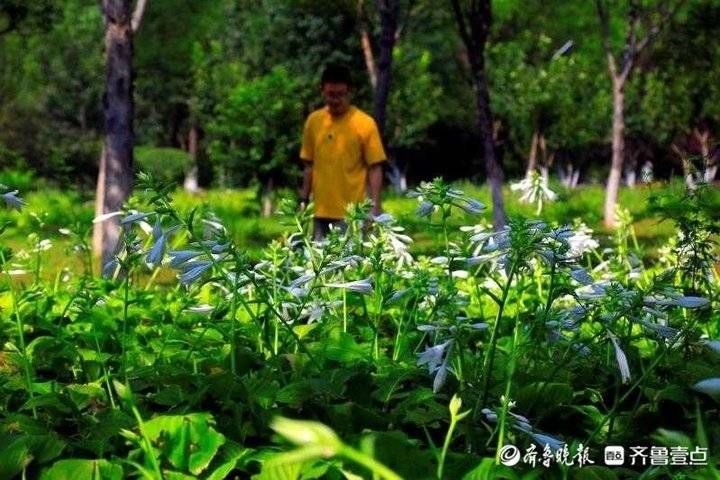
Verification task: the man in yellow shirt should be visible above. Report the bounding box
[299,64,387,240]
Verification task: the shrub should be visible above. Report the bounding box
[135,146,193,185]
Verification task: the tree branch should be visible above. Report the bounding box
[131,0,148,32]
[395,0,418,41]
[595,0,618,79]
[633,0,685,57]
[619,0,640,79]
[357,0,378,89]
[449,0,473,53]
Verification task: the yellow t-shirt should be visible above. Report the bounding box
[300,106,386,219]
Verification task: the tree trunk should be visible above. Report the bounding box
[261,178,274,218]
[472,66,506,229]
[93,0,135,268]
[372,0,398,137]
[604,80,625,228]
[695,128,717,183]
[526,129,539,176]
[184,123,200,193]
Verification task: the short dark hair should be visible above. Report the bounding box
[321,64,352,87]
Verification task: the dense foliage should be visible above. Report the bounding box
[1,0,719,188]
[1,179,718,478]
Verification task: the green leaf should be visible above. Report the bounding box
[270,418,341,452]
[189,415,226,475]
[569,466,618,480]
[651,428,693,449]
[361,431,434,480]
[253,460,303,480]
[0,439,31,479]
[516,382,573,413]
[0,421,66,477]
[276,381,314,406]
[163,471,196,480]
[293,323,319,340]
[65,383,106,410]
[322,333,369,364]
[168,418,191,472]
[206,443,253,480]
[40,459,123,480]
[112,381,133,405]
[461,458,519,480]
[140,413,225,475]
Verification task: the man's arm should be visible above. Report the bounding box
[368,163,383,216]
[300,161,313,206]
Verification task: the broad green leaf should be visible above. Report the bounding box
[270,418,341,451]
[293,323,319,339]
[140,413,225,475]
[0,424,66,477]
[253,460,303,480]
[322,333,369,364]
[516,382,573,413]
[39,459,123,480]
[263,446,330,470]
[276,381,314,406]
[461,458,519,480]
[163,471,195,480]
[189,415,226,475]
[0,440,31,479]
[361,431,434,479]
[206,444,253,480]
[651,428,693,449]
[65,383,106,410]
[168,418,191,472]
[112,381,133,404]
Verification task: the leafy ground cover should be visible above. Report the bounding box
[0,181,689,280]
[1,178,719,479]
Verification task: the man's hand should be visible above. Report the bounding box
[299,161,313,210]
[368,163,384,217]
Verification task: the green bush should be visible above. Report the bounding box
[0,168,37,193]
[0,189,93,236]
[135,146,193,185]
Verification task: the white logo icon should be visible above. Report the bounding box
[604,446,625,466]
[499,445,521,466]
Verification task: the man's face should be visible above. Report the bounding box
[321,82,350,117]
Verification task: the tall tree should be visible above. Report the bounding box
[595,0,683,227]
[357,0,402,190]
[371,0,399,137]
[450,0,506,228]
[93,0,147,266]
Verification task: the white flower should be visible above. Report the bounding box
[510,171,557,213]
[119,211,153,225]
[178,261,212,285]
[93,211,123,223]
[325,278,373,295]
[692,378,720,398]
[529,432,565,452]
[608,333,631,384]
[567,223,599,257]
[168,250,203,268]
[415,200,434,218]
[185,304,214,314]
[1,190,26,211]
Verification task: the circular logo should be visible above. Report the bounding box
[499,445,521,466]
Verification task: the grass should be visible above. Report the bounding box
[0,180,705,283]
